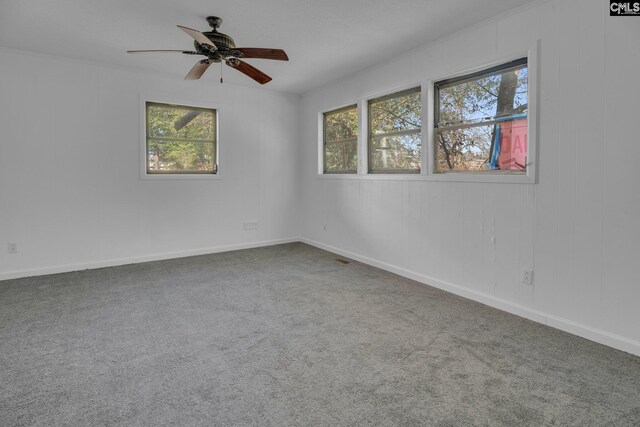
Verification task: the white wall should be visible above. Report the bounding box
[0,49,300,279]
[298,0,640,355]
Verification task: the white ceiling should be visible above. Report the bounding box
[0,0,536,94]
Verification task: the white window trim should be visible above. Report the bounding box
[139,94,222,180]
[426,41,539,184]
[317,40,540,184]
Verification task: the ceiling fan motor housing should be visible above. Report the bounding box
[194,33,240,62]
[194,16,241,62]
[202,31,235,49]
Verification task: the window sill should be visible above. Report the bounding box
[140,173,223,181]
[425,172,534,184]
[316,172,535,184]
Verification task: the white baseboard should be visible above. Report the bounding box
[0,237,299,281]
[301,238,640,357]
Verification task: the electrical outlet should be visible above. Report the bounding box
[243,221,258,230]
[522,269,533,285]
[8,242,17,254]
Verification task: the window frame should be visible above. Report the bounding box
[140,95,221,180]
[367,86,422,174]
[425,43,539,184]
[432,58,529,177]
[321,104,359,174]
[316,41,539,184]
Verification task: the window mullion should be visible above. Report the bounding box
[370,128,421,139]
[422,84,432,176]
[147,136,214,143]
[358,99,367,175]
[325,137,357,145]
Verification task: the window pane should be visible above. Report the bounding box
[436,119,527,172]
[370,132,421,172]
[494,118,527,171]
[369,88,421,172]
[147,141,215,173]
[147,103,215,140]
[146,102,217,174]
[324,106,357,143]
[370,89,421,133]
[435,60,527,173]
[324,140,357,173]
[324,106,357,173]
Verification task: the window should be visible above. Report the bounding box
[368,87,421,173]
[145,102,217,174]
[323,105,358,173]
[434,58,528,174]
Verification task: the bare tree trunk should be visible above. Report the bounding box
[438,133,453,170]
[488,70,518,167]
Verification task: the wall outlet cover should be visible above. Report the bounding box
[243,221,258,230]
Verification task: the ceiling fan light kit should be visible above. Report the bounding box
[127,16,288,84]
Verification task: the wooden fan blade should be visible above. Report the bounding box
[235,48,289,61]
[227,60,272,84]
[185,60,211,80]
[177,25,217,49]
[127,50,201,55]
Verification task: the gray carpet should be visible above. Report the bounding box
[1,243,639,426]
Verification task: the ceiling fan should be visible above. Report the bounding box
[127,16,288,84]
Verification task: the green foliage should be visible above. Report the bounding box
[369,90,421,132]
[369,89,421,171]
[146,103,216,173]
[324,107,358,172]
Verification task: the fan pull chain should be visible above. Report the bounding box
[220,63,223,84]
